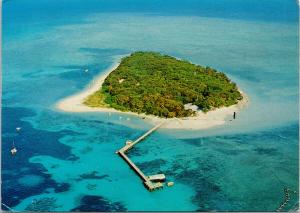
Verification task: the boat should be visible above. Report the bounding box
[11,147,17,155]
[167,182,174,187]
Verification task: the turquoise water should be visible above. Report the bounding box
[2,0,299,211]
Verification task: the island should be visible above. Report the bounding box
[84,51,243,118]
[56,52,248,129]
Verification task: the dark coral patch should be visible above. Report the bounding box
[71,195,127,212]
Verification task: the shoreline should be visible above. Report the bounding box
[56,57,249,130]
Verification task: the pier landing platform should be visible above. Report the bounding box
[116,122,166,191]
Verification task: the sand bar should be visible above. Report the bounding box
[56,56,248,130]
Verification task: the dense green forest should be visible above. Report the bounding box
[85,52,243,118]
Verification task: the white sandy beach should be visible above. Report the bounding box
[56,57,248,130]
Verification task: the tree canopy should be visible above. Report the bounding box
[84,51,243,118]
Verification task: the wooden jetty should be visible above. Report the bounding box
[116,122,166,191]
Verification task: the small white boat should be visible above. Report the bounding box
[167,181,174,187]
[84,69,89,73]
[11,147,17,155]
[16,127,21,132]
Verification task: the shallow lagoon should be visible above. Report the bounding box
[2,0,298,211]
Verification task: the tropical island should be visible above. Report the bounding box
[84,51,243,118]
[56,52,247,129]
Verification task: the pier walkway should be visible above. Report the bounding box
[119,122,165,153]
[116,121,165,191]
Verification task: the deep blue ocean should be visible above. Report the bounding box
[2,0,299,211]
